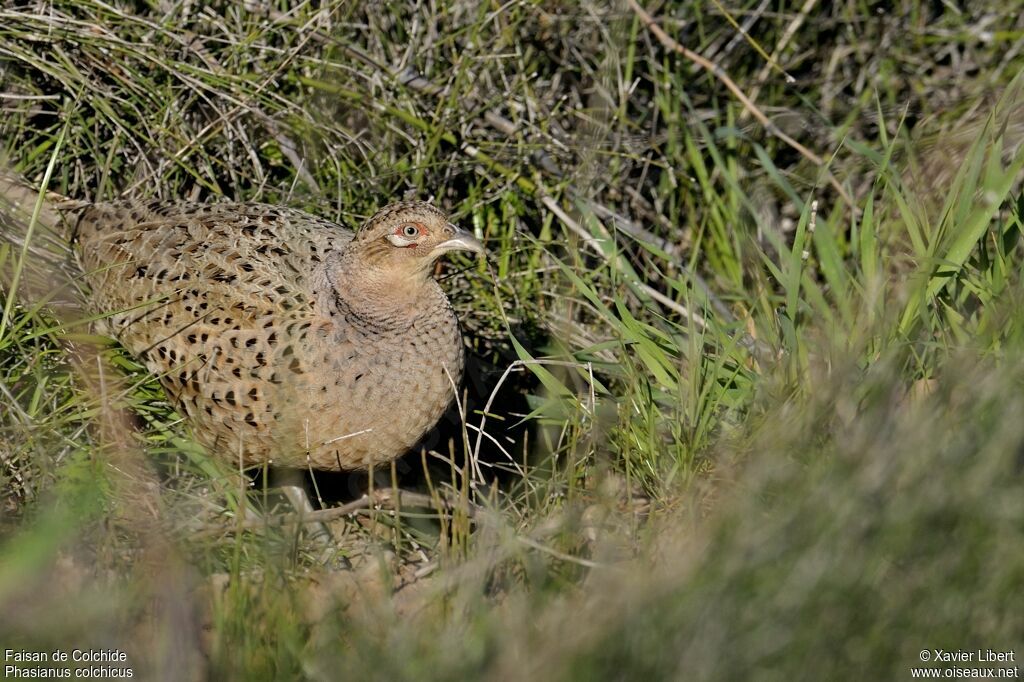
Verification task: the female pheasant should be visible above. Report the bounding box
[72,200,482,471]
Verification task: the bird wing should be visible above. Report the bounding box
[75,201,350,340]
[73,201,353,455]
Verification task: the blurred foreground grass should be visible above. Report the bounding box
[1,1,1024,680]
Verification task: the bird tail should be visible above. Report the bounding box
[0,167,87,311]
[1,169,169,540]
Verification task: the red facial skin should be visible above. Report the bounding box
[395,222,425,247]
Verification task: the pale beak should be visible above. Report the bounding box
[435,223,485,256]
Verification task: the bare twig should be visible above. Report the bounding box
[625,0,854,208]
[540,194,708,329]
[742,0,819,111]
[210,487,480,535]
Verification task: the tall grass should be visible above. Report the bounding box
[1,1,1023,680]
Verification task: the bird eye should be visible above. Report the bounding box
[401,224,420,238]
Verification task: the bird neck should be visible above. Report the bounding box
[325,248,442,327]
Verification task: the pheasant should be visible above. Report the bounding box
[69,199,483,472]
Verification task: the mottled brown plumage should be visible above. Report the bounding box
[73,199,482,470]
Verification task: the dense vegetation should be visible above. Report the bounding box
[2,1,1023,679]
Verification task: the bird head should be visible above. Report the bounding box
[348,201,484,278]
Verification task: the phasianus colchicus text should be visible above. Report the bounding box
[72,200,483,471]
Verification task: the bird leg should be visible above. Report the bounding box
[272,467,334,548]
